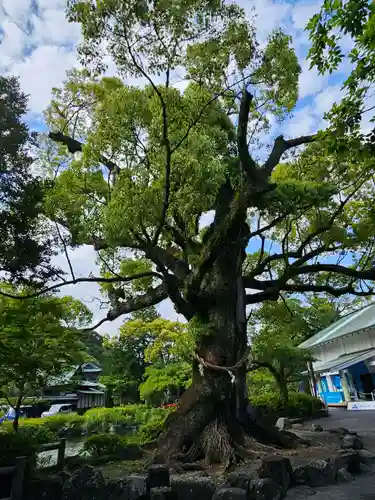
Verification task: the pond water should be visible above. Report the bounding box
[37,439,85,468]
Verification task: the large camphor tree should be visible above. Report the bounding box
[27,0,375,463]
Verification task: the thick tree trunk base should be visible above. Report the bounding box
[153,383,307,469]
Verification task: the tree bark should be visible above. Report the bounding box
[155,248,302,466]
[12,396,22,433]
[276,376,289,406]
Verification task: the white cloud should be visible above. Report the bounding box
[37,0,68,10]
[314,84,343,117]
[31,9,82,47]
[248,0,292,41]
[9,45,78,113]
[285,106,317,137]
[0,0,33,24]
[0,19,26,62]
[298,59,329,99]
[291,1,320,30]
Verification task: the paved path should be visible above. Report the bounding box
[286,472,375,499]
[310,408,375,451]
[286,409,375,499]
[310,408,375,434]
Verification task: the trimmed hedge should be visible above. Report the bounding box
[0,405,174,446]
[249,391,325,420]
[83,433,127,457]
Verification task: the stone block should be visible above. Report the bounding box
[62,465,106,500]
[341,434,363,450]
[150,486,176,500]
[127,475,149,500]
[293,460,336,487]
[334,451,361,475]
[358,449,375,460]
[257,456,292,493]
[248,478,282,500]
[148,465,170,489]
[275,418,291,431]
[225,472,251,490]
[213,487,247,500]
[171,475,216,500]
[310,424,323,432]
[336,468,353,483]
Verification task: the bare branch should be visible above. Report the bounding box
[48,132,120,174]
[85,283,169,331]
[237,88,257,177]
[263,134,317,173]
[292,263,375,281]
[0,272,162,300]
[55,222,75,281]
[171,73,257,154]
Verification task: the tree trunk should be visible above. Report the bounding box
[155,246,302,466]
[12,397,22,433]
[276,376,289,406]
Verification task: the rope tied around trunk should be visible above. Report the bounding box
[193,348,256,384]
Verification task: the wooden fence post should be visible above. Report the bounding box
[57,438,66,471]
[10,457,26,500]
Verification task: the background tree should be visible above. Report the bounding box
[9,0,375,464]
[0,76,57,285]
[248,296,367,403]
[102,310,192,405]
[0,289,91,431]
[308,0,375,138]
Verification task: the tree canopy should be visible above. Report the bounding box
[0,76,57,285]
[0,288,91,430]
[308,0,375,136]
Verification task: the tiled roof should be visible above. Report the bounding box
[299,303,375,349]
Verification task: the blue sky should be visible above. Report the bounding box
[0,0,360,332]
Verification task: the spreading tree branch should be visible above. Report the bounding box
[237,88,257,178]
[86,283,169,331]
[263,134,317,173]
[0,272,162,300]
[49,131,120,174]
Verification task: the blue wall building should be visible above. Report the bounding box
[299,304,375,405]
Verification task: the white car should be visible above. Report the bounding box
[41,403,73,418]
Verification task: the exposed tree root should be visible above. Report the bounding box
[153,377,306,468]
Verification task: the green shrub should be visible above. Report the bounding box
[0,430,37,469]
[83,404,174,435]
[287,392,324,415]
[83,433,127,457]
[17,425,56,445]
[42,413,84,436]
[138,420,164,443]
[249,391,324,418]
[1,414,84,441]
[83,407,135,434]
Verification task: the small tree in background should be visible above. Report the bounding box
[0,289,91,431]
[102,312,193,405]
[248,296,366,404]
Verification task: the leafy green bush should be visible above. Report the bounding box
[0,430,37,468]
[83,433,127,457]
[17,424,56,445]
[249,391,324,418]
[1,414,84,440]
[83,407,135,434]
[83,404,174,435]
[42,414,84,436]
